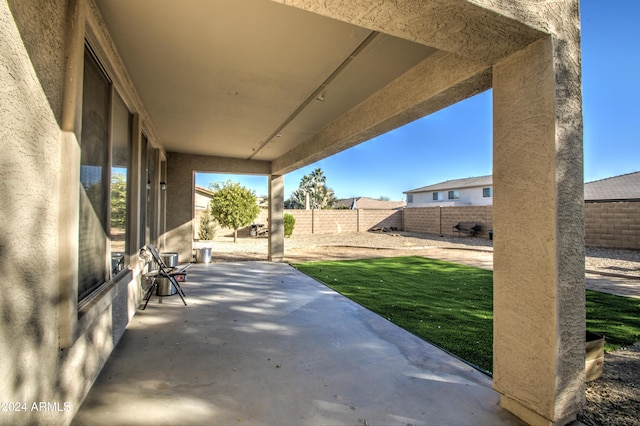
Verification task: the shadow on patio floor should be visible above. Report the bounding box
[72,262,523,426]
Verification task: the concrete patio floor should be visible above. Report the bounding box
[73,261,524,426]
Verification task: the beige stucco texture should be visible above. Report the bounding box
[493,34,584,426]
[1,0,584,425]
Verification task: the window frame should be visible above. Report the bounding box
[448,190,460,200]
[78,43,134,305]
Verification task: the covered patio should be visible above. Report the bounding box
[73,262,523,426]
[1,0,584,425]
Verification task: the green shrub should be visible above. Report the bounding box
[198,208,216,240]
[284,213,296,237]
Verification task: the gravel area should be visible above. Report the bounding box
[578,342,640,426]
[206,231,640,278]
[202,231,640,425]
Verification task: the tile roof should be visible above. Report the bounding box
[404,172,640,201]
[334,197,406,209]
[584,171,640,201]
[404,175,492,194]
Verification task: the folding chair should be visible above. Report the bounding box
[140,245,192,309]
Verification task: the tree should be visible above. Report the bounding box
[110,172,127,231]
[198,205,217,240]
[285,168,337,209]
[209,180,260,242]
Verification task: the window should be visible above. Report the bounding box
[433,192,443,201]
[139,133,148,248]
[483,187,492,198]
[448,190,460,200]
[407,194,413,203]
[110,91,132,274]
[145,143,158,246]
[78,46,132,301]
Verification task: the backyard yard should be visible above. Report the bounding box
[205,231,640,425]
[293,256,640,374]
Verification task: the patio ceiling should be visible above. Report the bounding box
[94,0,544,173]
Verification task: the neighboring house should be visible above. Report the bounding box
[195,185,215,216]
[194,185,215,239]
[334,197,406,210]
[405,171,640,207]
[584,171,640,202]
[404,175,493,207]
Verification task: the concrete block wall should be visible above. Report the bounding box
[405,203,640,249]
[585,201,640,250]
[442,206,493,238]
[287,210,313,235]
[189,206,637,254]
[200,202,638,249]
[285,209,402,235]
[404,206,493,238]
[403,207,440,234]
[209,209,270,238]
[313,210,358,234]
[358,209,403,231]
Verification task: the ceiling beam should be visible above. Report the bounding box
[270,0,545,63]
[247,30,380,161]
[272,50,491,175]
[167,152,271,175]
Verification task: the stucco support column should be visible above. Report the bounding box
[268,174,284,261]
[165,155,196,263]
[492,36,584,425]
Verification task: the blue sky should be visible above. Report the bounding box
[197,0,639,200]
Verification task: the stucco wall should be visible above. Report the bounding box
[1,0,588,424]
[1,2,145,424]
[5,0,69,124]
[492,32,585,423]
[409,187,493,207]
[1,1,64,423]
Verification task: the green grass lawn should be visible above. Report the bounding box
[293,256,640,374]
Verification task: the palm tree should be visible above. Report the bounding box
[285,168,337,209]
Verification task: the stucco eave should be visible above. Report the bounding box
[271,0,546,63]
[272,50,491,175]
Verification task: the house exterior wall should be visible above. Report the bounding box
[408,186,493,207]
[195,190,212,212]
[0,1,143,424]
[1,0,585,424]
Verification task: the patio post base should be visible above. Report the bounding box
[500,395,576,426]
